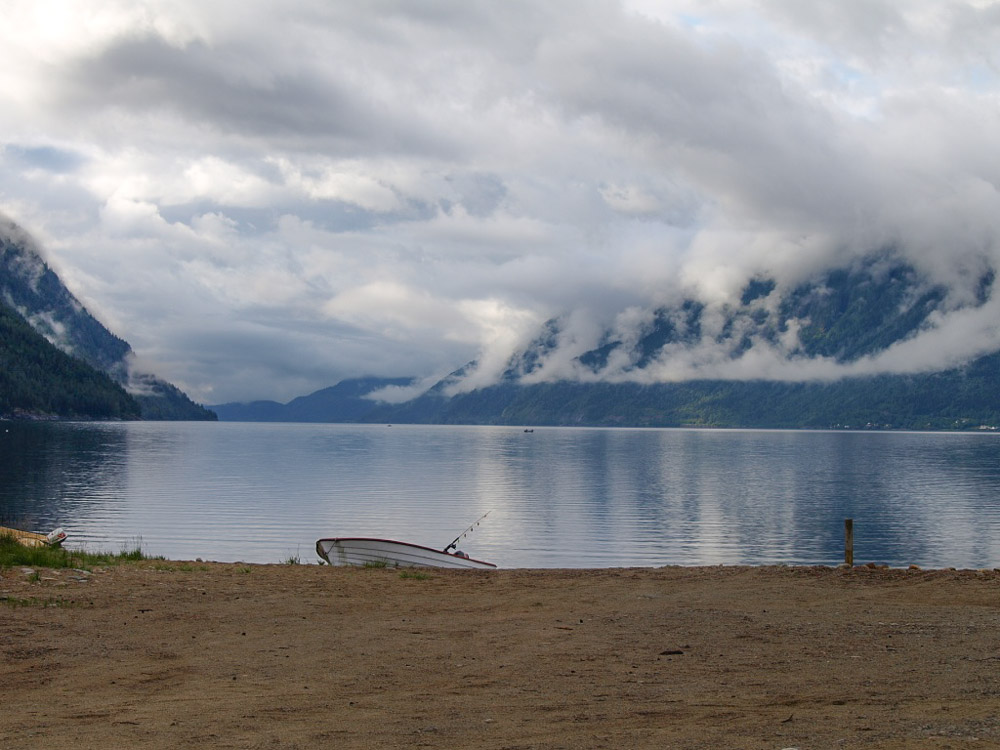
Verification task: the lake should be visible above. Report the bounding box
[2,421,999,568]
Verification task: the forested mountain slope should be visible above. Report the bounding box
[0,300,140,419]
[0,219,214,420]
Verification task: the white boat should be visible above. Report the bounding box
[316,537,497,569]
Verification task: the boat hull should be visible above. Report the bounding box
[316,537,496,569]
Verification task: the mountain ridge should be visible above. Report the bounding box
[211,377,415,422]
[0,298,141,420]
[496,252,994,387]
[0,217,216,420]
[211,251,1000,429]
[209,359,1000,430]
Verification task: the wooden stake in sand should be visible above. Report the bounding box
[845,518,854,566]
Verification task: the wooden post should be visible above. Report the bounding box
[844,518,854,567]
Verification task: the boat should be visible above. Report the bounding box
[316,537,497,569]
[0,525,67,548]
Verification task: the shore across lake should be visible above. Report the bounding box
[2,562,998,749]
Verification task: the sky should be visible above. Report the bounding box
[1,0,999,404]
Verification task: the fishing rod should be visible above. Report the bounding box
[443,510,492,553]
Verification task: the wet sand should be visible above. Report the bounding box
[2,562,999,749]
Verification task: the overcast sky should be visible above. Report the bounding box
[2,1,999,403]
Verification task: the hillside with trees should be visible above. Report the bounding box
[1,219,215,420]
[0,301,140,420]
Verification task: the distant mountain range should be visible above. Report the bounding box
[0,218,215,420]
[211,377,415,422]
[213,251,1000,430]
[6,211,999,429]
[211,360,1000,430]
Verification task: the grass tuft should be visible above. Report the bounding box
[398,570,431,581]
[150,562,210,572]
[0,531,157,571]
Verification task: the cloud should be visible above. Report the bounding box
[1,0,999,402]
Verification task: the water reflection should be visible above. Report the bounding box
[0,422,129,531]
[1,422,999,568]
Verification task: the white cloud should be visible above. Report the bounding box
[1,0,999,402]
[324,281,472,340]
[599,184,662,217]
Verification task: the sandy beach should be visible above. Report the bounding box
[2,562,999,749]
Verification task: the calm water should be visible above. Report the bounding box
[2,421,999,568]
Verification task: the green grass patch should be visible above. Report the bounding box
[363,559,390,569]
[398,569,432,581]
[149,562,211,572]
[0,532,158,571]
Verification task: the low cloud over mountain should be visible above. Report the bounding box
[449,251,998,394]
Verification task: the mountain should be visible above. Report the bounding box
[383,359,1000,429]
[217,250,1000,430]
[499,253,990,383]
[0,299,141,419]
[0,217,215,420]
[211,377,415,422]
[397,253,1000,428]
[217,358,1000,430]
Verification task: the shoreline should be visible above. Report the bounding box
[6,415,1000,431]
[3,562,999,748]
